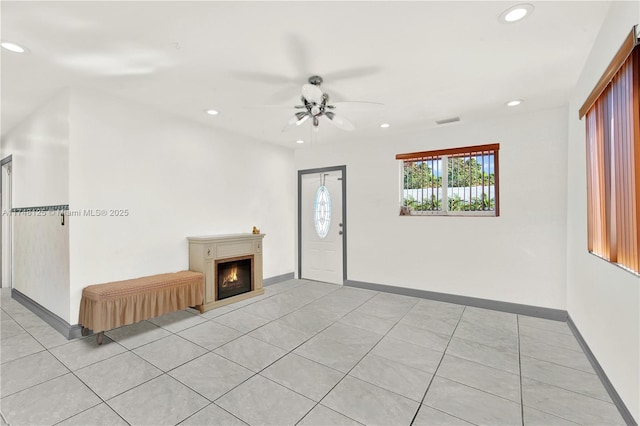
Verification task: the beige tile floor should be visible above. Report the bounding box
[0,280,627,425]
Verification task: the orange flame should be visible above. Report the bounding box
[222,265,238,287]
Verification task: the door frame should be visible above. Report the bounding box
[298,165,347,283]
[1,155,13,288]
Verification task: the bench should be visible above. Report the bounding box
[78,270,204,344]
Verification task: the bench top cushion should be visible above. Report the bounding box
[82,270,203,302]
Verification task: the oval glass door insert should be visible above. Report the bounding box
[314,185,331,239]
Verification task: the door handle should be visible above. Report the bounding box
[339,231,343,235]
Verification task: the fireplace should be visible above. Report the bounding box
[188,233,264,312]
[216,255,253,300]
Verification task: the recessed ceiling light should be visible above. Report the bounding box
[204,109,219,116]
[380,123,390,128]
[1,41,26,53]
[506,99,523,107]
[499,3,534,23]
[296,140,305,144]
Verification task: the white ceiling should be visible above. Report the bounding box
[1,1,610,147]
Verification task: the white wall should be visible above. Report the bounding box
[1,91,70,207]
[67,89,295,322]
[0,90,71,320]
[296,107,568,309]
[566,2,639,422]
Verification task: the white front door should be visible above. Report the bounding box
[301,170,344,284]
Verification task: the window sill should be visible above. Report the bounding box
[400,211,496,217]
[588,251,640,277]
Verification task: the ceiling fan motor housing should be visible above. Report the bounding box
[308,75,323,86]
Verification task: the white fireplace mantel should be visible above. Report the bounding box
[187,233,265,312]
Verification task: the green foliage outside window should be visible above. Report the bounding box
[447,157,495,187]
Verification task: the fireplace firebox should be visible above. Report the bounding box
[216,255,253,300]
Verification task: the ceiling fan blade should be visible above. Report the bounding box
[332,101,385,109]
[282,115,299,132]
[244,105,304,109]
[267,85,302,103]
[317,85,349,102]
[302,84,323,104]
[282,113,309,132]
[229,70,296,85]
[285,34,311,78]
[323,66,381,81]
[326,114,355,131]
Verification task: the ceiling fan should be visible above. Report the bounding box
[288,75,351,131]
[250,75,384,132]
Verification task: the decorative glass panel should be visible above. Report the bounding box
[314,185,331,239]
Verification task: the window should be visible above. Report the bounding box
[396,143,500,216]
[580,27,640,275]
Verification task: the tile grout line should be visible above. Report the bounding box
[8,308,215,425]
[123,288,313,420]
[516,364,618,403]
[448,333,520,357]
[442,328,597,377]
[522,405,582,425]
[120,283,337,378]
[515,321,606,425]
[520,375,623,406]
[179,401,246,426]
[0,311,80,404]
[168,284,373,425]
[291,291,400,425]
[0,284,314,425]
[518,327,586,354]
[266,290,383,422]
[3,286,393,426]
[4,284,616,426]
[431,375,521,407]
[443,351,518,376]
[201,285,350,375]
[154,281,293,335]
[27,353,114,425]
[519,352,599,376]
[409,305,468,426]
[517,320,575,336]
[109,300,604,421]
[0,316,47,371]
[456,320,597,376]
[46,338,132,426]
[57,335,240,425]
[284,295,423,424]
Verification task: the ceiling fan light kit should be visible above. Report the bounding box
[292,76,351,130]
[279,75,382,132]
